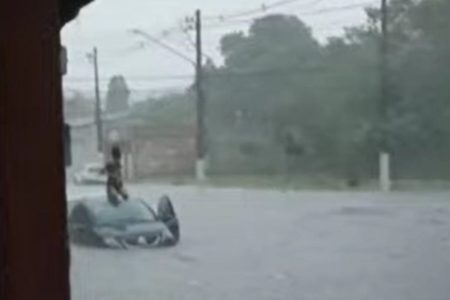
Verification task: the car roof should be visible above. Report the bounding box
[74,197,155,214]
[67,195,158,215]
[70,195,146,208]
[89,200,146,213]
[77,196,144,204]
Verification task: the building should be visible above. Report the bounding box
[67,112,196,180]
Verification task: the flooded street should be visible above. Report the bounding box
[68,184,450,300]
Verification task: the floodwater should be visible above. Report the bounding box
[68,184,450,300]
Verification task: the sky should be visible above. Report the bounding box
[62,0,380,100]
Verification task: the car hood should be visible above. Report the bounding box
[94,222,167,239]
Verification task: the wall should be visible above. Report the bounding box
[132,136,196,178]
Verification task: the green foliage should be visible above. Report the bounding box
[132,2,450,179]
[205,3,450,178]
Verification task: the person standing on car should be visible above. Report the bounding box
[105,146,128,205]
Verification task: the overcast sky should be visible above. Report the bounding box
[62,0,379,99]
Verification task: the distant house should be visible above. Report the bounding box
[65,116,99,175]
[129,125,196,178]
[67,112,196,180]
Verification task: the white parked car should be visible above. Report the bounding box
[73,163,107,185]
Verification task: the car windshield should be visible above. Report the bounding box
[93,201,155,226]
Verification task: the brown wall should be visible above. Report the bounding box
[133,137,196,177]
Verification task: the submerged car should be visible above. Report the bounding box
[68,195,180,248]
[73,163,107,185]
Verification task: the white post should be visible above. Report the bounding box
[196,159,206,181]
[379,151,391,192]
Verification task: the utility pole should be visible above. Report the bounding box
[88,47,104,153]
[195,9,207,181]
[379,0,391,191]
[129,13,207,180]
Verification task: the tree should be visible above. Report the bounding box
[209,15,322,130]
[105,75,130,114]
[132,2,450,179]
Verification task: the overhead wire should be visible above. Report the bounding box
[203,0,315,21]
[177,21,216,62]
[201,1,377,30]
[122,0,373,65]
[67,1,376,90]
[65,74,194,82]
[129,29,196,65]
[65,62,377,86]
[64,87,188,93]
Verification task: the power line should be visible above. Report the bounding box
[65,74,194,82]
[181,28,214,61]
[179,21,196,50]
[65,63,377,86]
[154,25,183,40]
[295,0,377,16]
[202,1,377,30]
[125,1,312,48]
[201,18,365,36]
[129,29,196,65]
[208,64,377,79]
[203,0,314,22]
[64,87,189,93]
[118,1,372,64]
[178,22,216,63]
[127,27,219,70]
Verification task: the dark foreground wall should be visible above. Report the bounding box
[0,1,75,299]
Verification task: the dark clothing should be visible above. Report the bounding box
[105,160,128,205]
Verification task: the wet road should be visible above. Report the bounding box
[68,184,450,300]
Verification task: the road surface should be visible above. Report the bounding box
[67,184,450,300]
